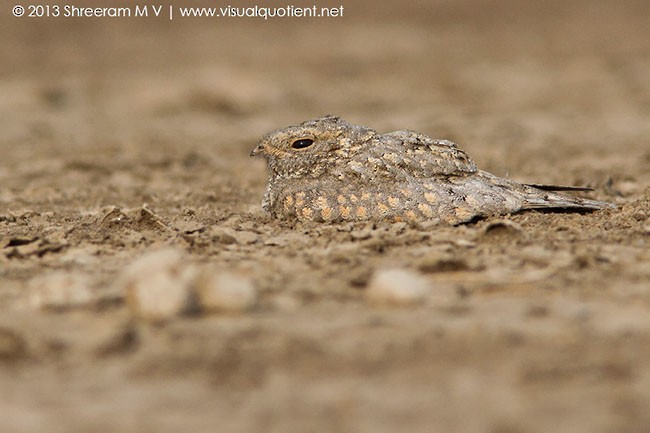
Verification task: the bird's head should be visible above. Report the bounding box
[251,115,375,179]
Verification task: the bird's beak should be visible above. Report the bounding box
[250,143,265,157]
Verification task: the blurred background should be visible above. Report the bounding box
[2,0,649,192]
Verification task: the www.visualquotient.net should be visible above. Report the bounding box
[179,5,344,19]
[14,4,344,20]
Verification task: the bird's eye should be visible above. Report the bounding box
[291,138,314,149]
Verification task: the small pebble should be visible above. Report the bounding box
[195,269,257,312]
[121,248,198,322]
[366,268,430,306]
[30,272,93,310]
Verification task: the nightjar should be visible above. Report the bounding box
[250,116,614,224]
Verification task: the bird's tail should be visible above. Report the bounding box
[520,184,615,211]
[524,183,595,192]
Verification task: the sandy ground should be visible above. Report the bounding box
[1,0,650,431]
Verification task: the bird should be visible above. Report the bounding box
[250,115,614,224]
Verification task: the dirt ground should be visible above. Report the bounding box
[1,0,650,431]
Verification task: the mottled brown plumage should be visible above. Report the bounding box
[251,116,614,224]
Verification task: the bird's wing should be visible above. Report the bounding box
[347,130,477,180]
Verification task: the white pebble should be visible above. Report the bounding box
[366,268,430,306]
[30,272,93,310]
[195,269,257,313]
[120,248,198,322]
